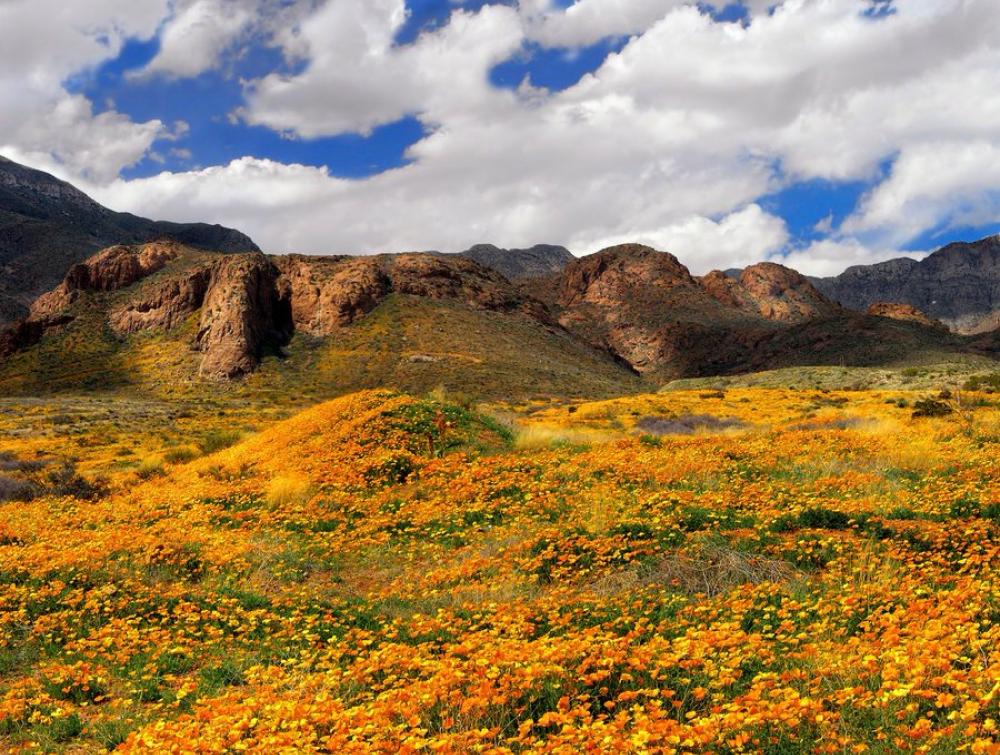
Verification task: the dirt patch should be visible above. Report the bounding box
[635,414,746,436]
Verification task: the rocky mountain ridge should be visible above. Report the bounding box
[521,243,990,380]
[812,236,1000,333]
[0,155,258,325]
[2,242,553,380]
[454,243,575,280]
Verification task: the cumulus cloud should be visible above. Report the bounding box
[843,140,1000,245]
[136,0,258,79]
[776,238,928,278]
[519,0,686,48]
[241,0,524,137]
[5,0,1000,273]
[0,0,169,179]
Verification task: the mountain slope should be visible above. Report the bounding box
[455,243,574,279]
[524,244,992,380]
[812,235,1000,333]
[2,240,995,396]
[0,155,258,324]
[0,242,640,399]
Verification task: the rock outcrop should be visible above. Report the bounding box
[196,254,290,379]
[109,268,214,335]
[701,263,840,323]
[31,242,183,320]
[2,244,555,380]
[0,155,258,325]
[275,253,550,336]
[866,302,945,329]
[812,235,1000,333]
[455,243,574,280]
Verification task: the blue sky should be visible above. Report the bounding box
[4,0,1000,273]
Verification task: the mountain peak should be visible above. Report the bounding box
[456,242,574,280]
[0,156,259,325]
[812,233,1000,333]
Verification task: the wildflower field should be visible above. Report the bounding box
[1,379,999,753]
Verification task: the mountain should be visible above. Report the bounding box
[455,243,574,279]
[521,244,992,380]
[2,240,995,397]
[811,235,1000,334]
[0,155,258,324]
[0,241,639,398]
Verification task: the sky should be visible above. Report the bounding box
[1,0,999,276]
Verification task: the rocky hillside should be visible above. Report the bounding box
[524,244,990,380]
[0,241,639,398]
[2,240,995,395]
[812,235,1000,333]
[455,243,574,279]
[0,155,258,325]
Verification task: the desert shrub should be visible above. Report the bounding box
[199,429,244,454]
[164,446,199,464]
[46,463,109,501]
[963,372,1000,393]
[0,475,38,502]
[135,457,165,480]
[912,398,952,418]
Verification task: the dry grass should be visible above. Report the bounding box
[513,423,619,449]
[266,475,313,508]
[588,544,801,598]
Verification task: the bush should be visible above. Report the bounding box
[164,446,199,464]
[136,457,165,480]
[46,463,109,501]
[963,373,1000,393]
[199,430,244,454]
[911,398,952,418]
[0,475,38,502]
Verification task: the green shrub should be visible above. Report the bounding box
[963,373,1000,393]
[199,430,244,454]
[164,446,199,464]
[911,398,952,418]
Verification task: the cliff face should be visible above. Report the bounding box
[2,243,554,379]
[525,243,977,379]
[812,236,1000,333]
[0,155,258,325]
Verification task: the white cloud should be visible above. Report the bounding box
[843,140,1000,245]
[5,0,1000,275]
[242,0,524,137]
[137,0,257,79]
[519,0,686,49]
[775,238,927,278]
[575,204,791,274]
[0,0,169,179]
